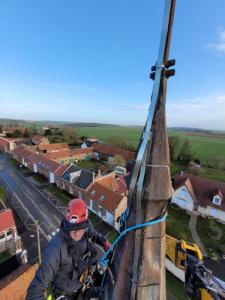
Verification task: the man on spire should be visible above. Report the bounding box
[26,198,110,300]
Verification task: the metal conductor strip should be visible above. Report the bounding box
[128,0,175,298]
[127,0,173,214]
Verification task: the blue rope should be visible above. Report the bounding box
[99,212,168,271]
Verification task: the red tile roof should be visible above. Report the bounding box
[174,172,225,211]
[26,153,41,164]
[0,209,16,233]
[12,145,26,156]
[41,150,70,160]
[32,135,48,144]
[95,173,119,192]
[36,156,60,173]
[55,165,68,176]
[41,147,93,160]
[92,143,135,161]
[38,143,69,151]
[116,176,128,194]
[18,148,33,159]
[0,137,9,148]
[3,127,26,133]
[71,147,93,155]
[0,263,38,299]
[86,182,123,213]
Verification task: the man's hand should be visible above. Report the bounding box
[103,240,111,252]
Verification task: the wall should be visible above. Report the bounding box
[171,186,194,212]
[114,196,127,223]
[198,205,225,223]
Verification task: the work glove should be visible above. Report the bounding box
[103,240,111,252]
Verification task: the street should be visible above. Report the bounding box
[0,154,63,261]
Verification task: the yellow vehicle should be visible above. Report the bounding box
[166,234,203,269]
[166,235,225,300]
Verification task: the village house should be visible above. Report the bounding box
[92,143,135,162]
[38,143,69,153]
[1,127,27,136]
[81,137,99,148]
[85,181,127,230]
[17,148,34,166]
[42,147,93,165]
[32,135,49,145]
[0,137,17,153]
[12,145,26,160]
[94,171,128,195]
[0,209,24,259]
[0,137,10,153]
[55,164,94,198]
[12,145,62,183]
[171,172,225,223]
[28,155,61,183]
[0,209,18,251]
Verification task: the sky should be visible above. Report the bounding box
[0,1,225,130]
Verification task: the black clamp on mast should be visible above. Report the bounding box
[150,59,176,80]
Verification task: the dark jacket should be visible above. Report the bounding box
[26,220,106,300]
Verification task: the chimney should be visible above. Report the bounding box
[92,172,95,183]
[98,169,101,177]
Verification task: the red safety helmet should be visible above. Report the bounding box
[65,198,89,231]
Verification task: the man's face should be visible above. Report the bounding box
[69,228,86,241]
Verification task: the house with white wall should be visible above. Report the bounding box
[85,180,127,231]
[171,172,225,222]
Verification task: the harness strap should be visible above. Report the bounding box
[98,212,167,272]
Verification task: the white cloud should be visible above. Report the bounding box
[167,94,225,130]
[208,27,225,54]
[120,93,225,130]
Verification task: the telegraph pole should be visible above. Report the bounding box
[35,220,42,265]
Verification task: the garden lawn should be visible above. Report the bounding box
[32,173,48,184]
[106,229,119,243]
[196,216,225,257]
[89,211,100,226]
[166,272,187,300]
[77,160,98,170]
[0,249,11,263]
[0,186,7,206]
[20,167,32,175]
[7,157,18,167]
[198,167,225,183]
[46,185,71,205]
[167,205,193,242]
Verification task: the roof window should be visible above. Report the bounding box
[212,195,221,206]
[99,194,105,201]
[91,190,96,196]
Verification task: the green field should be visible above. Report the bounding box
[77,127,225,165]
[77,126,142,148]
[168,130,225,164]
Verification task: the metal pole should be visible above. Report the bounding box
[36,220,42,265]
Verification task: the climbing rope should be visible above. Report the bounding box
[98,211,168,272]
